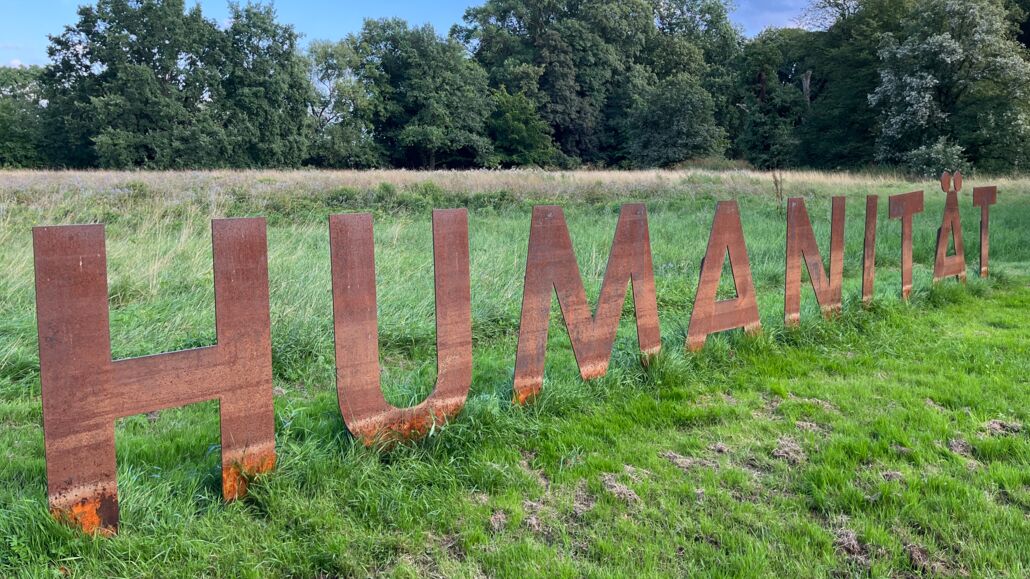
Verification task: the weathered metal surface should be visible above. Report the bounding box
[934,172,967,283]
[784,197,845,325]
[862,196,879,305]
[973,186,998,278]
[888,191,925,300]
[33,219,276,535]
[687,201,761,352]
[512,205,661,404]
[329,210,473,444]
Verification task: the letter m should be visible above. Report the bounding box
[514,205,661,404]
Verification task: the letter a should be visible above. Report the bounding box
[330,210,473,444]
[933,172,967,283]
[513,205,661,404]
[687,201,761,352]
[33,219,276,535]
[784,197,845,325]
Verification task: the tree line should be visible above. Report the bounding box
[1,0,1029,175]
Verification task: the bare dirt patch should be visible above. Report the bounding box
[661,451,718,473]
[905,543,951,575]
[573,480,596,518]
[834,529,869,565]
[948,438,973,457]
[489,510,507,533]
[622,464,652,483]
[600,473,640,504]
[519,450,551,490]
[522,500,546,534]
[881,471,904,483]
[709,442,730,454]
[925,398,947,412]
[772,437,807,465]
[985,420,1023,436]
[789,393,840,414]
[796,421,827,434]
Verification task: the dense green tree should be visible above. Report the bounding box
[869,0,1030,174]
[458,0,737,166]
[41,0,227,168]
[733,29,809,169]
[625,73,725,167]
[217,3,312,167]
[9,0,1030,174]
[794,0,914,169]
[306,40,381,168]
[353,19,494,169]
[39,0,310,169]
[488,87,558,167]
[0,67,44,167]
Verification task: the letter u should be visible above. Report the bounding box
[329,210,473,444]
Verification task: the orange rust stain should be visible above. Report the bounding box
[52,495,116,536]
[354,402,465,447]
[513,383,541,406]
[579,361,609,382]
[223,450,276,501]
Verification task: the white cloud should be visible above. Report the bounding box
[8,59,24,68]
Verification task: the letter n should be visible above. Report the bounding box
[687,201,761,352]
[33,220,275,535]
[513,205,661,404]
[933,172,967,283]
[785,197,845,325]
[330,210,472,444]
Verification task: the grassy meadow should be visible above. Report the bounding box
[0,169,1028,577]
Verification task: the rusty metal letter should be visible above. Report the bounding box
[933,172,967,283]
[784,197,845,325]
[33,219,276,535]
[687,201,761,352]
[889,191,925,300]
[862,196,879,305]
[513,205,661,405]
[329,210,472,444]
[973,186,998,278]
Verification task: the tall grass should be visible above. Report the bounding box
[0,170,1027,576]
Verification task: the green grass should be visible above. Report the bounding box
[0,170,1028,577]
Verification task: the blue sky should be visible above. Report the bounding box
[0,0,807,67]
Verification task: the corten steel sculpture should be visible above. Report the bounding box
[513,205,661,404]
[889,191,925,300]
[973,186,998,278]
[784,197,846,325]
[862,196,879,305]
[33,219,276,535]
[330,210,473,444]
[933,172,967,283]
[687,201,761,352]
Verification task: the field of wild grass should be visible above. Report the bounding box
[0,170,1028,577]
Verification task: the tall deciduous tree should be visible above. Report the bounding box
[353,19,494,169]
[218,3,312,167]
[42,0,227,168]
[306,40,381,168]
[39,0,310,169]
[488,86,558,167]
[869,0,1030,175]
[0,66,44,167]
[625,73,725,167]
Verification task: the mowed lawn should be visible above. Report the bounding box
[0,171,1028,577]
